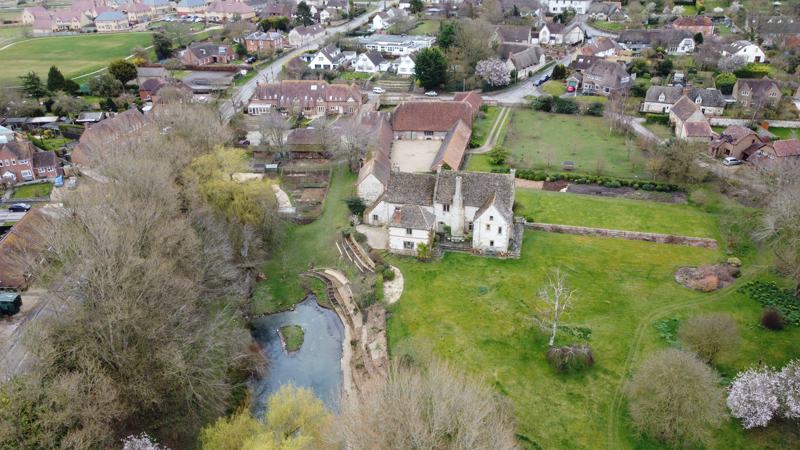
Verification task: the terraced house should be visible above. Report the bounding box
[247,80,362,117]
[0,141,59,183]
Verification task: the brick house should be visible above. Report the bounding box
[182,42,235,65]
[671,15,714,37]
[0,141,59,183]
[708,126,767,159]
[732,78,782,108]
[247,80,362,117]
[95,11,131,32]
[245,31,286,53]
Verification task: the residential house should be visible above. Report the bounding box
[642,86,725,115]
[182,42,235,65]
[540,0,592,14]
[141,0,173,14]
[748,139,800,170]
[0,209,51,291]
[354,50,389,73]
[372,7,407,31]
[746,16,800,47]
[391,99,476,140]
[137,66,168,85]
[538,22,584,46]
[21,6,49,25]
[124,2,154,23]
[504,46,546,79]
[288,24,325,47]
[247,80,362,116]
[309,45,345,69]
[356,112,394,203]
[588,2,626,22]
[580,37,621,57]
[495,25,532,45]
[245,31,286,53]
[259,0,294,18]
[709,125,766,159]
[176,0,207,16]
[0,141,59,183]
[430,119,471,171]
[452,91,483,113]
[669,96,712,143]
[499,0,541,17]
[363,169,517,255]
[396,54,415,76]
[732,77,782,108]
[722,40,766,63]
[71,109,150,166]
[568,54,601,72]
[619,29,695,55]
[24,3,94,34]
[356,34,435,56]
[139,78,167,101]
[581,59,631,96]
[671,15,714,37]
[206,0,256,22]
[95,11,130,32]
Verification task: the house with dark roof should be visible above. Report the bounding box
[182,42,235,65]
[642,86,725,115]
[619,29,695,55]
[354,50,388,73]
[588,2,626,22]
[364,169,517,255]
[95,11,130,32]
[671,15,714,37]
[288,24,325,47]
[709,126,767,159]
[733,77,782,108]
[746,16,800,47]
[258,0,295,18]
[503,46,546,79]
[669,95,712,142]
[248,80,362,117]
[581,59,631,96]
[494,25,532,45]
[392,100,475,140]
[568,54,601,72]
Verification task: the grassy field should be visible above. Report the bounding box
[642,122,674,140]
[515,189,719,238]
[12,182,52,199]
[251,167,355,315]
[590,21,626,32]
[503,110,648,178]
[767,127,798,140]
[279,324,305,352]
[541,80,565,96]
[388,225,800,449]
[0,25,29,46]
[0,32,153,85]
[409,19,441,36]
[471,106,500,148]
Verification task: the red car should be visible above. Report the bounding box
[567,86,575,92]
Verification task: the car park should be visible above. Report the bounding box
[8,203,31,212]
[723,157,743,166]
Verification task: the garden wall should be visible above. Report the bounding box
[525,222,718,249]
[709,118,800,128]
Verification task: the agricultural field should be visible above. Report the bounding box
[388,190,800,449]
[502,109,649,178]
[0,32,152,85]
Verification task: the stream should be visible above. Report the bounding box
[250,295,344,414]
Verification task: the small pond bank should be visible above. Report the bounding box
[250,296,344,413]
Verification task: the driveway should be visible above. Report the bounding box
[391,140,442,172]
[356,224,387,250]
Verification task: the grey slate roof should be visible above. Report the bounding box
[645,86,725,107]
[389,204,435,229]
[434,170,514,220]
[496,25,531,43]
[383,172,436,205]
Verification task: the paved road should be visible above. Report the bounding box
[574,14,620,39]
[0,210,27,223]
[486,52,575,104]
[218,7,380,122]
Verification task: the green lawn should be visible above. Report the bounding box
[767,127,798,140]
[29,136,71,151]
[388,229,800,449]
[515,189,719,238]
[251,167,355,315]
[12,182,53,199]
[0,25,30,47]
[0,32,153,85]
[279,324,305,352]
[504,109,648,178]
[642,122,674,140]
[409,19,441,36]
[541,80,565,96]
[590,21,626,32]
[471,106,500,148]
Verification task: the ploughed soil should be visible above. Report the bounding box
[542,181,687,204]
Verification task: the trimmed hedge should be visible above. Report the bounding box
[645,113,670,125]
[493,167,682,192]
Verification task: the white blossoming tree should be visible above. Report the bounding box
[779,360,800,420]
[475,58,511,87]
[122,433,169,450]
[727,368,781,429]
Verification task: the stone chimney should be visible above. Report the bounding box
[450,175,465,239]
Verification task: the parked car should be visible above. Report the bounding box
[0,292,21,316]
[723,157,743,166]
[567,86,575,92]
[245,56,257,63]
[8,203,31,212]
[424,91,438,97]
[372,87,386,94]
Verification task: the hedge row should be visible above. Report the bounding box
[645,113,670,125]
[492,168,682,192]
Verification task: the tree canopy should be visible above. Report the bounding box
[414,47,447,89]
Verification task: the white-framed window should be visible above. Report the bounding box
[48,167,55,172]
[498,226,503,234]
[37,167,45,173]
[10,159,15,165]
[405,228,412,235]
[19,159,27,164]
[403,241,414,249]
[489,215,494,221]
[443,204,450,212]
[20,170,31,178]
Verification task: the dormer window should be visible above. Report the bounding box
[658,93,665,102]
[695,96,702,104]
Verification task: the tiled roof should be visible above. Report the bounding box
[670,96,699,122]
[645,86,725,108]
[0,209,50,289]
[452,91,483,112]
[568,55,600,71]
[773,139,800,157]
[392,101,474,132]
[673,16,713,27]
[32,150,56,168]
[95,11,127,21]
[0,141,35,160]
[383,172,436,205]
[434,170,515,221]
[252,80,361,108]
[496,25,531,43]
[208,0,254,14]
[286,128,322,149]
[389,204,435,229]
[72,108,149,166]
[683,120,711,138]
[431,120,470,171]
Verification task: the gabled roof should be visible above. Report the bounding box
[683,120,711,138]
[178,0,206,7]
[434,170,514,221]
[542,21,565,34]
[568,54,600,71]
[392,101,474,132]
[291,24,324,36]
[584,59,630,88]
[0,209,50,290]
[773,139,800,158]
[498,42,531,59]
[431,120,470,171]
[361,49,385,66]
[186,42,232,59]
[735,78,780,102]
[452,91,483,112]
[580,37,619,55]
[207,0,254,14]
[286,127,322,149]
[673,16,713,27]
[645,86,725,108]
[670,95,700,122]
[95,10,127,21]
[383,172,436,205]
[508,46,544,69]
[496,25,531,43]
[32,150,56,168]
[619,29,693,46]
[389,204,435,229]
[137,66,167,79]
[0,141,35,160]
[252,80,361,108]
[72,108,149,166]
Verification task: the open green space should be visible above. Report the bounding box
[471,106,500,148]
[29,136,71,151]
[767,127,798,140]
[540,80,565,96]
[589,21,626,32]
[388,227,800,449]
[515,189,719,238]
[12,182,53,199]
[0,32,153,85]
[279,324,305,352]
[504,110,648,178]
[409,19,441,36]
[0,25,29,46]
[642,122,674,140]
[252,167,355,315]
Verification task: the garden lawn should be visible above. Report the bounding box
[590,21,625,32]
[0,32,153,85]
[12,182,53,199]
[470,106,500,148]
[388,230,800,449]
[767,127,798,140]
[642,122,674,140]
[0,26,30,47]
[251,167,355,315]
[541,80,565,96]
[504,110,648,178]
[514,189,719,238]
[409,19,441,36]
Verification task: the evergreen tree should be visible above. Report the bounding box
[19,72,47,100]
[46,66,66,93]
[153,32,173,60]
[108,59,137,85]
[409,0,423,13]
[295,1,314,26]
[437,21,457,49]
[414,47,447,89]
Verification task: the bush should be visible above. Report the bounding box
[546,344,594,373]
[353,230,367,244]
[761,309,786,330]
[626,349,726,447]
[531,95,554,111]
[739,281,800,325]
[585,102,604,117]
[734,63,771,79]
[715,72,737,95]
[382,267,395,281]
[552,97,578,114]
[487,146,510,165]
[345,196,366,216]
[645,113,670,125]
[677,313,740,363]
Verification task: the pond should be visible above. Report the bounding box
[250,295,344,414]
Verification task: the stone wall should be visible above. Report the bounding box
[709,118,800,129]
[526,222,718,249]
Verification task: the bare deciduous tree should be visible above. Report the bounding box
[258,111,290,150]
[755,165,800,296]
[533,269,577,346]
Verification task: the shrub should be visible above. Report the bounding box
[382,267,395,281]
[552,97,579,114]
[734,63,771,79]
[677,313,740,363]
[345,196,366,216]
[626,349,726,447]
[531,95,554,111]
[487,146,510,165]
[761,309,786,330]
[585,102,604,116]
[715,72,737,95]
[645,113,670,125]
[546,344,594,373]
[353,231,367,244]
